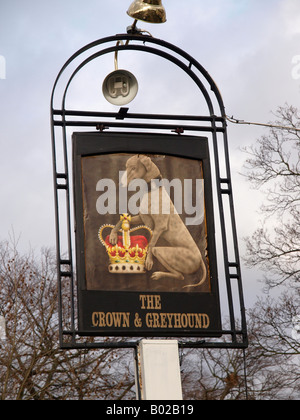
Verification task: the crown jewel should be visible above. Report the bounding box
[99,214,152,274]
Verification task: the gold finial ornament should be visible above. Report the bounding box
[127,0,167,24]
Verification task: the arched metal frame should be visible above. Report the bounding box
[50,33,248,350]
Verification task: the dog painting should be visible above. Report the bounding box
[109,155,207,289]
[80,152,210,292]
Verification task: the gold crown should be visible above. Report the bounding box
[98,214,152,274]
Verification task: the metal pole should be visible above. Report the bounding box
[135,340,183,400]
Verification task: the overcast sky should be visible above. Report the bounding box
[0,0,299,308]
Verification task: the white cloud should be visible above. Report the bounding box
[280,0,300,37]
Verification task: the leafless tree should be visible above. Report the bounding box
[180,308,300,400]
[2,104,300,400]
[180,105,300,400]
[0,240,135,400]
[239,104,300,399]
[242,104,300,290]
[1,235,299,400]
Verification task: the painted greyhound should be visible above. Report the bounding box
[109,155,207,288]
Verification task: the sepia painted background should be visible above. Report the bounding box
[81,153,210,293]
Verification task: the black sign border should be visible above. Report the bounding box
[73,132,222,338]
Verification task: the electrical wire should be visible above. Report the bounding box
[226,115,300,132]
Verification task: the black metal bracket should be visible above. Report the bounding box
[50,33,248,350]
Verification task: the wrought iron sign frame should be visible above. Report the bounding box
[50,33,248,350]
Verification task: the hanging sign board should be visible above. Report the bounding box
[73,132,221,337]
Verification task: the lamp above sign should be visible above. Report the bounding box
[102,69,138,106]
[127,0,167,24]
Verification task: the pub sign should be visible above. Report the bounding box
[73,132,221,337]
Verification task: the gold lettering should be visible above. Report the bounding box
[144,312,211,330]
[145,313,153,328]
[106,312,113,327]
[187,313,195,328]
[154,295,161,310]
[173,313,182,328]
[99,312,106,327]
[167,313,174,328]
[91,312,131,328]
[147,295,155,309]
[92,311,210,330]
[92,312,99,327]
[139,294,162,310]
[202,314,210,329]
[152,313,160,328]
[181,313,188,328]
[122,313,130,328]
[112,312,123,327]
[160,313,167,328]
[139,295,147,309]
[194,314,202,328]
